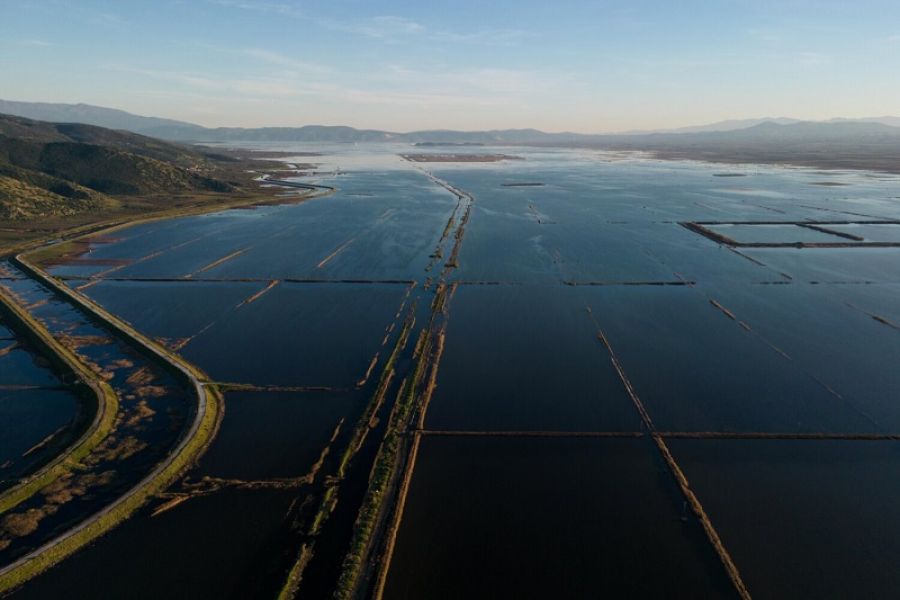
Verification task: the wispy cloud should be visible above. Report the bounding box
[794,51,831,66]
[16,39,55,47]
[239,48,331,73]
[90,12,129,28]
[329,15,426,39]
[206,1,529,46]
[206,0,304,19]
[106,65,221,89]
[104,60,558,111]
[323,16,531,47]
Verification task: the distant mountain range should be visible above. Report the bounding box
[3,98,900,144]
[623,116,900,134]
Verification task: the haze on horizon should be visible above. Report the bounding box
[3,0,900,133]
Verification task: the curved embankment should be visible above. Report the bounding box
[0,180,332,591]
[0,254,222,593]
[0,288,118,515]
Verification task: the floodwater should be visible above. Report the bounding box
[670,439,900,599]
[0,265,192,563]
[424,284,640,432]
[383,436,736,598]
[0,390,79,479]
[4,144,900,597]
[196,390,361,480]
[13,487,302,600]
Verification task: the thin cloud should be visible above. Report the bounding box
[331,15,427,39]
[240,48,331,73]
[206,0,304,19]
[106,65,220,88]
[91,12,129,28]
[794,51,831,66]
[16,39,55,47]
[207,1,527,46]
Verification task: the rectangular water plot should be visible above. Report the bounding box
[582,285,875,433]
[741,247,900,283]
[382,436,736,599]
[179,282,410,387]
[669,439,900,600]
[702,224,850,245]
[84,280,267,347]
[449,202,566,283]
[686,220,900,248]
[196,390,360,480]
[578,222,784,284]
[823,223,900,243]
[13,487,303,600]
[696,282,900,431]
[425,285,641,432]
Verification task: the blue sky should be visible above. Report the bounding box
[2,0,900,131]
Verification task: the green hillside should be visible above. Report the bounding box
[0,113,234,221]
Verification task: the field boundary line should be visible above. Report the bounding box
[589,311,753,600]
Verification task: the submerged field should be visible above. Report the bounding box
[2,144,899,598]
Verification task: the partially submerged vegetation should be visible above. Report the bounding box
[0,286,118,517]
[0,254,222,592]
[276,302,417,599]
[328,169,473,600]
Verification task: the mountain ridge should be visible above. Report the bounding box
[3,99,900,143]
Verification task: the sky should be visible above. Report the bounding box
[2,0,900,132]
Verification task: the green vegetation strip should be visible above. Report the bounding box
[333,343,429,600]
[337,307,416,479]
[371,431,420,600]
[0,287,118,516]
[333,287,451,600]
[0,255,221,593]
[276,304,417,600]
[277,544,315,600]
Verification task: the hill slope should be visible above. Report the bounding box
[0,113,233,220]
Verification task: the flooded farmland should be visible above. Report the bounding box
[2,145,899,598]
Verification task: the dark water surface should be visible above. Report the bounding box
[425,284,640,431]
[670,439,900,600]
[383,436,737,599]
[0,263,192,564]
[0,389,81,487]
[197,390,361,480]
[13,487,301,600]
[7,145,900,597]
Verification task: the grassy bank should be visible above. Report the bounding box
[0,255,222,593]
[276,301,418,600]
[0,287,119,516]
[9,185,327,266]
[332,285,452,600]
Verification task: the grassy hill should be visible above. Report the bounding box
[0,113,234,222]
